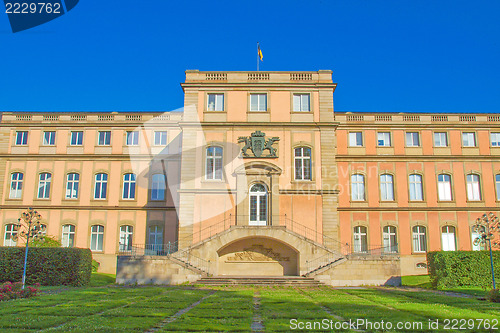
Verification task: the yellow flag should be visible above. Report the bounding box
[258,46,263,61]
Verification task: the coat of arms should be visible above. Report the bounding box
[238,131,279,158]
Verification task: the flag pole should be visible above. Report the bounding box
[257,42,259,71]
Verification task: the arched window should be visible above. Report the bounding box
[151,174,166,200]
[437,174,452,201]
[249,183,268,226]
[9,172,23,199]
[412,226,427,253]
[119,225,133,251]
[90,225,104,251]
[466,174,481,201]
[351,174,365,201]
[471,226,484,251]
[206,146,223,180]
[380,174,394,201]
[496,174,500,201]
[66,173,80,199]
[38,173,51,199]
[148,225,163,253]
[122,173,136,200]
[3,224,17,247]
[94,173,108,199]
[294,147,311,180]
[61,224,75,248]
[409,174,423,201]
[383,226,398,253]
[353,226,368,253]
[441,225,456,251]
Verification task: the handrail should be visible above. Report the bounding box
[171,248,211,275]
[305,252,343,274]
[118,242,178,256]
[181,215,236,245]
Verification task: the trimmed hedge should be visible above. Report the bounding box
[427,251,500,289]
[0,247,92,287]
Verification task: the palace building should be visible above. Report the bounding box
[1,70,499,286]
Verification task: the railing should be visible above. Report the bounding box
[432,115,448,122]
[248,73,269,81]
[290,73,312,81]
[349,245,399,256]
[460,115,476,122]
[205,73,227,81]
[71,115,87,121]
[305,252,343,274]
[171,248,211,275]
[43,115,59,121]
[16,115,32,121]
[98,114,114,121]
[187,215,236,245]
[346,114,364,122]
[488,115,500,122]
[375,115,392,121]
[126,114,142,121]
[403,115,420,122]
[118,242,178,256]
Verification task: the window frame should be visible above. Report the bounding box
[94,173,108,200]
[3,224,17,247]
[70,131,83,146]
[379,174,395,201]
[351,174,366,201]
[292,93,311,112]
[126,131,139,146]
[382,225,398,253]
[412,225,427,253]
[441,225,457,251]
[15,131,28,146]
[205,146,223,181]
[207,93,225,112]
[61,224,75,248]
[348,131,363,147]
[97,131,111,146]
[466,173,482,201]
[9,172,23,199]
[353,225,368,253]
[122,173,137,200]
[490,132,500,147]
[495,174,500,201]
[37,172,52,199]
[249,93,268,112]
[65,173,80,199]
[119,225,134,251]
[462,132,476,147]
[433,132,448,147]
[437,173,453,201]
[43,131,56,146]
[408,173,424,201]
[154,131,167,146]
[377,132,391,147]
[90,225,104,252]
[405,132,420,147]
[151,174,166,201]
[294,147,312,181]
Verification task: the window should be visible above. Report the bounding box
[9,172,23,199]
[61,224,75,248]
[471,227,484,251]
[441,226,456,251]
[349,132,363,147]
[409,174,423,201]
[406,132,420,147]
[351,174,365,201]
[15,131,28,145]
[207,93,224,111]
[294,147,311,180]
[3,224,17,247]
[466,174,481,201]
[151,174,166,200]
[148,225,163,252]
[37,173,51,199]
[206,146,223,180]
[377,132,391,147]
[249,183,268,226]
[119,225,133,251]
[412,226,427,253]
[434,132,448,147]
[70,131,83,145]
[122,173,136,200]
[380,174,394,201]
[353,226,368,253]
[496,174,500,201]
[65,173,79,199]
[94,173,108,199]
[90,225,104,251]
[250,94,267,112]
[43,131,56,145]
[154,131,167,146]
[98,131,111,145]
[462,132,476,147]
[383,226,398,253]
[437,174,452,201]
[126,131,139,146]
[491,133,500,147]
[293,94,310,112]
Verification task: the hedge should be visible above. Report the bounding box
[427,251,500,289]
[0,247,92,287]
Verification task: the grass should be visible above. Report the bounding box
[401,274,490,297]
[1,275,498,332]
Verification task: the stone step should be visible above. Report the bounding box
[193,276,323,286]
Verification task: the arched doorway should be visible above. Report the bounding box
[249,183,268,226]
[217,237,299,276]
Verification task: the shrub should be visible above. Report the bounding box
[0,247,92,287]
[29,235,62,248]
[486,289,500,303]
[427,251,500,289]
[92,259,100,272]
[0,281,39,301]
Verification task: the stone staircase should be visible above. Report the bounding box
[193,276,323,286]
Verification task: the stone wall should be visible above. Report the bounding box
[116,256,202,285]
[313,255,401,287]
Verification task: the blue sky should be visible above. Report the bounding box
[0,0,499,113]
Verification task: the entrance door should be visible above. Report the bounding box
[249,183,267,226]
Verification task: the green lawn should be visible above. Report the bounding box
[1,276,498,332]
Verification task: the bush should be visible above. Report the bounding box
[0,281,39,301]
[29,235,62,248]
[486,289,500,303]
[0,247,92,287]
[91,259,100,272]
[427,251,500,289]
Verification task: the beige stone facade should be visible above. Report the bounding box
[2,70,499,285]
